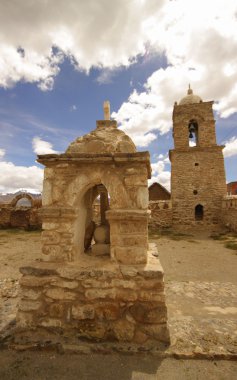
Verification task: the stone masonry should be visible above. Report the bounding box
[15,102,170,347]
[169,87,226,230]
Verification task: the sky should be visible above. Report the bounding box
[0,0,236,194]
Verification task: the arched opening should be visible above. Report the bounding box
[74,183,110,259]
[188,119,198,147]
[15,197,32,209]
[195,204,203,221]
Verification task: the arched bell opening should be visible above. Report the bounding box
[188,119,199,147]
[73,183,111,260]
[195,204,204,221]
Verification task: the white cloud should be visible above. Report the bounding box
[0,161,43,193]
[112,0,237,144]
[32,137,58,155]
[149,157,171,190]
[0,148,5,159]
[223,136,237,157]
[70,105,77,112]
[0,0,165,89]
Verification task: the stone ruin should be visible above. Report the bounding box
[15,101,170,348]
[0,192,41,230]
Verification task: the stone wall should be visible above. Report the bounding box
[170,147,226,230]
[149,201,172,229]
[221,197,237,233]
[17,244,170,346]
[0,205,41,230]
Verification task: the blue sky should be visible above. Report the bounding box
[0,0,236,193]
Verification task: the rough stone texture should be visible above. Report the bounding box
[170,97,226,230]
[149,201,172,229]
[15,107,169,346]
[0,193,41,230]
[221,197,237,233]
[16,247,169,344]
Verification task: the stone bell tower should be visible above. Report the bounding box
[169,86,226,229]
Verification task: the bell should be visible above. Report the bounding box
[189,131,193,138]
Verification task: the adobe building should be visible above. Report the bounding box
[227,181,237,196]
[169,86,227,229]
[14,101,170,349]
[149,182,171,201]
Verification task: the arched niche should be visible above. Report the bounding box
[72,181,111,260]
[195,204,204,221]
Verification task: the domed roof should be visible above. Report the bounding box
[66,101,136,154]
[179,85,202,105]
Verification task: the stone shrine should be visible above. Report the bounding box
[15,102,170,347]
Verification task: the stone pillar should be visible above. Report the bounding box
[107,209,148,264]
[40,207,77,262]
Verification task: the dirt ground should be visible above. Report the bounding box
[0,228,237,379]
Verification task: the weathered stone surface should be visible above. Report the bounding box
[45,288,77,301]
[95,303,121,321]
[15,104,169,346]
[21,288,41,300]
[113,319,135,342]
[49,303,65,318]
[40,318,62,328]
[50,278,78,289]
[129,303,167,324]
[19,300,42,312]
[72,305,95,320]
[115,246,147,265]
[140,323,170,343]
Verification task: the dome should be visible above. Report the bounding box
[66,102,136,154]
[179,86,202,105]
[66,122,136,154]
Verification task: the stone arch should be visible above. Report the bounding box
[195,204,204,221]
[10,193,35,208]
[188,119,199,147]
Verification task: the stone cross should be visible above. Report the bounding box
[103,101,110,120]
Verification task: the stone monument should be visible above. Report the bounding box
[15,102,169,348]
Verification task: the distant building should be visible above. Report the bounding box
[149,182,171,201]
[227,182,237,195]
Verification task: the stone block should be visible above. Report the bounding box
[41,231,61,245]
[72,305,95,320]
[21,288,41,300]
[40,318,62,328]
[95,303,120,321]
[19,300,42,312]
[45,288,77,301]
[113,319,135,342]
[16,311,34,327]
[115,246,147,264]
[129,303,167,324]
[50,278,78,289]
[49,303,65,318]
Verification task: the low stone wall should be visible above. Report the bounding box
[0,206,41,230]
[221,196,237,233]
[15,244,170,347]
[149,201,172,229]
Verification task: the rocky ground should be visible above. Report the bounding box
[0,228,237,379]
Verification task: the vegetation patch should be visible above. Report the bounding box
[225,241,237,251]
